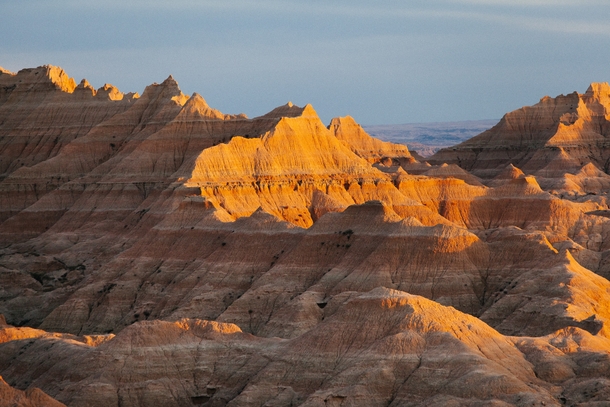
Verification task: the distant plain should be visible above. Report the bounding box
[364,119,498,157]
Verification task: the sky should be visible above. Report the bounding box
[2,0,610,125]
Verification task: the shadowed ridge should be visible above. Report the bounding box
[309,200,401,235]
[533,147,585,177]
[481,249,610,338]
[232,207,303,232]
[494,163,525,180]
[285,287,548,405]
[0,376,66,407]
[152,196,235,231]
[34,65,78,93]
[576,161,607,177]
[0,65,79,102]
[73,78,96,97]
[105,318,243,349]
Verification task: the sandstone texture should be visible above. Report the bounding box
[1,66,610,406]
[430,83,610,195]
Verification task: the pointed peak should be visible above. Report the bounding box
[75,78,96,96]
[188,92,209,107]
[398,216,425,228]
[140,75,186,105]
[158,74,181,91]
[301,103,319,118]
[180,92,225,119]
[287,101,294,107]
[576,162,608,178]
[162,75,185,97]
[585,82,610,97]
[19,65,78,93]
[95,83,124,101]
[495,163,525,180]
[511,175,542,190]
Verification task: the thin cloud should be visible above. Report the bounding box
[436,10,610,36]
[445,0,606,6]
[124,1,610,37]
[12,0,610,37]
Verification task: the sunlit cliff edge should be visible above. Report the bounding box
[1,66,610,406]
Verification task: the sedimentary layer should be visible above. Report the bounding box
[1,66,610,406]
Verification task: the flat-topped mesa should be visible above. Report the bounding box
[429,82,610,178]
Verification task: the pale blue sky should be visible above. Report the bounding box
[2,0,610,124]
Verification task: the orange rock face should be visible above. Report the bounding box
[430,83,610,186]
[1,66,610,406]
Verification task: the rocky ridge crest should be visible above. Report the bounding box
[1,67,610,406]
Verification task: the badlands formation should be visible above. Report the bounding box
[1,66,610,406]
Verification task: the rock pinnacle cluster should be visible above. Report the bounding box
[1,66,610,406]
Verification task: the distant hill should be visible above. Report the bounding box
[429,83,610,179]
[363,119,498,157]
